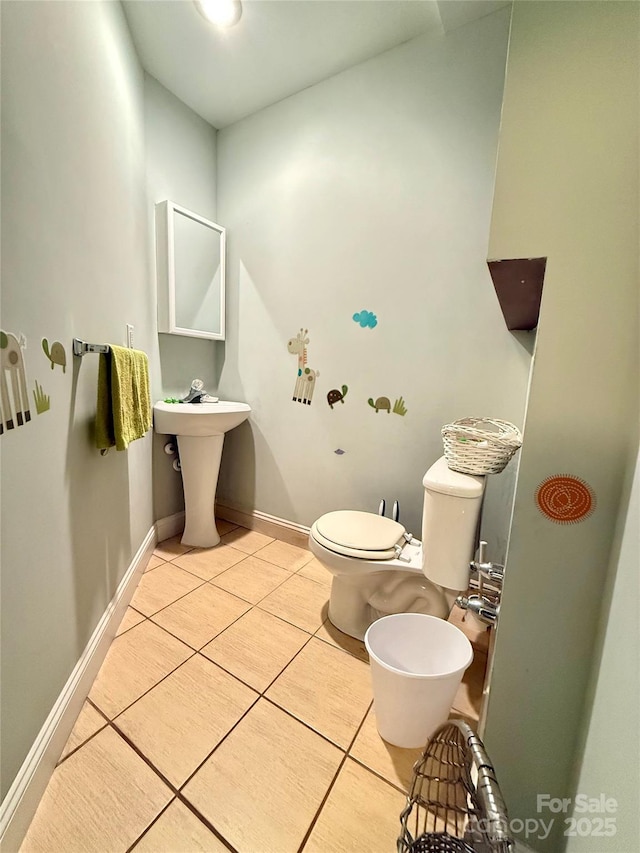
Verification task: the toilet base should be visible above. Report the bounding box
[328,576,376,641]
[327,572,454,641]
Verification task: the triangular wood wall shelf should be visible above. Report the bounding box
[487,257,547,331]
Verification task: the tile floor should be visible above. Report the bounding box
[20,522,489,853]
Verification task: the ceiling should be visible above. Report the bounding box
[123,0,510,129]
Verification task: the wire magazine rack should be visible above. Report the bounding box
[398,720,514,853]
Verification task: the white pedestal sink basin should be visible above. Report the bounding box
[154,401,251,548]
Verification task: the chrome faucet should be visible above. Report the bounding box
[182,379,205,403]
[470,540,505,586]
[455,593,500,626]
[456,541,504,626]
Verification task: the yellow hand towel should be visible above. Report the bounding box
[95,345,152,451]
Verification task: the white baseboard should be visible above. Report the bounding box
[0,526,156,853]
[155,506,311,551]
[215,503,311,549]
[155,511,185,543]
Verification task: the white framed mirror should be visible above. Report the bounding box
[156,200,226,340]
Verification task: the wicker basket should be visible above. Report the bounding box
[397,720,514,853]
[441,418,522,476]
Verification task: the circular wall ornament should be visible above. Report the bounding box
[535,475,595,524]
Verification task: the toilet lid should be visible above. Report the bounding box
[314,510,406,559]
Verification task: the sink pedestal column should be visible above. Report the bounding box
[177,434,224,547]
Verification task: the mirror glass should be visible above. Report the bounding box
[156,201,226,340]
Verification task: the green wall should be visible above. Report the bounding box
[484,3,639,850]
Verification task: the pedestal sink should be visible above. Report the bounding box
[154,401,251,548]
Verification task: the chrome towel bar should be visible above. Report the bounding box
[72,338,110,357]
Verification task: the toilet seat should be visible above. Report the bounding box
[311,510,406,560]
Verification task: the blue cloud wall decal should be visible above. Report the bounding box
[353,310,378,329]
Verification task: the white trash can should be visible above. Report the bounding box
[364,613,473,748]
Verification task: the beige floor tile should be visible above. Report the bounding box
[298,556,333,586]
[154,535,192,561]
[116,606,145,636]
[210,555,290,604]
[448,604,490,653]
[214,517,238,537]
[183,699,342,853]
[172,544,246,581]
[448,708,478,730]
[266,638,371,749]
[21,726,172,853]
[220,527,275,554]
[132,800,229,852]
[201,608,310,692]
[451,651,486,721]
[259,573,329,633]
[349,706,422,792]
[253,539,313,572]
[152,584,250,650]
[315,619,368,663]
[89,621,192,718]
[129,563,203,617]
[145,554,166,572]
[58,702,106,762]
[116,654,257,788]
[303,758,405,853]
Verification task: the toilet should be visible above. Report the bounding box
[309,456,485,640]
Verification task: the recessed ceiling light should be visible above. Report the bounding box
[195,0,242,28]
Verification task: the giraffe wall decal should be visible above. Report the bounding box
[1,330,31,434]
[287,328,319,405]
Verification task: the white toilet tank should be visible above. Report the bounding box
[421,456,485,590]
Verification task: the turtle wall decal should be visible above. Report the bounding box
[368,396,391,413]
[327,385,348,409]
[42,338,67,373]
[367,396,408,416]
